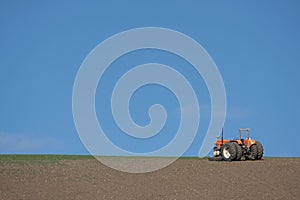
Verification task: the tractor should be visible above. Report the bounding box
[208,128,263,161]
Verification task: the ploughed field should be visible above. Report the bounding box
[0,155,299,200]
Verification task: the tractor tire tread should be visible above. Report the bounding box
[256,141,264,160]
[232,142,243,161]
[249,144,258,160]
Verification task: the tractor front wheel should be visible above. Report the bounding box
[221,142,237,161]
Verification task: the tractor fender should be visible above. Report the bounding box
[244,139,257,148]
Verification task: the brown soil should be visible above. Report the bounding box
[0,158,299,200]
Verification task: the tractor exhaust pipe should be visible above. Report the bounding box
[221,127,224,145]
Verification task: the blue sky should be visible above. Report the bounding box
[0,0,299,157]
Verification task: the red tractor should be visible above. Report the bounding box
[208,128,263,161]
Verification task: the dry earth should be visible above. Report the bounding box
[0,157,299,200]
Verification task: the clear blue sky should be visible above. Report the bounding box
[0,0,299,157]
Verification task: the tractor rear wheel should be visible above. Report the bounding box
[256,141,263,160]
[221,142,237,161]
[232,142,243,161]
[249,144,258,160]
